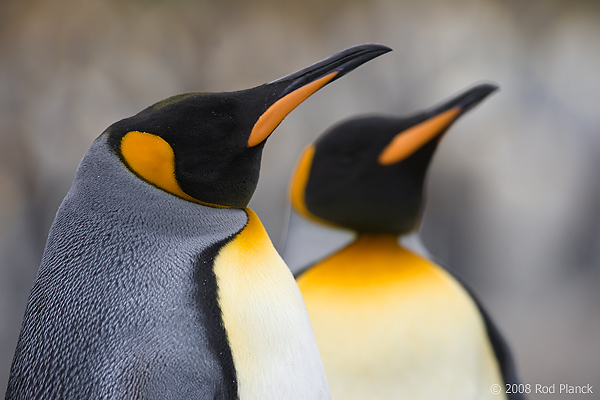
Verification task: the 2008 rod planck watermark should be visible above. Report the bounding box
[491,383,594,395]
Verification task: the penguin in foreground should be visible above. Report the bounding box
[284,83,525,400]
[6,44,391,400]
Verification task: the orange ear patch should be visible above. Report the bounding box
[378,107,461,165]
[289,145,336,226]
[289,145,316,218]
[248,72,338,147]
[120,131,198,202]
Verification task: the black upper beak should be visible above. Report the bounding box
[247,44,392,147]
[271,44,392,97]
[429,83,499,116]
[377,82,499,166]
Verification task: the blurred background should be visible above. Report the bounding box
[1,0,599,397]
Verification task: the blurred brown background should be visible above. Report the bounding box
[1,0,599,398]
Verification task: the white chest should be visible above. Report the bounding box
[298,237,506,400]
[213,209,330,400]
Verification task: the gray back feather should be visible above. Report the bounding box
[6,134,246,400]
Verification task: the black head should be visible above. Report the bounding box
[290,83,498,234]
[105,44,391,208]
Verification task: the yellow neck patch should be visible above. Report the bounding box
[298,234,432,289]
[120,131,225,207]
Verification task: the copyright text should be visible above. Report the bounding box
[491,383,594,395]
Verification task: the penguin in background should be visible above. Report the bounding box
[282,83,525,400]
[5,44,391,400]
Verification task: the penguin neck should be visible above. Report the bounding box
[316,233,432,285]
[350,233,410,265]
[354,233,401,247]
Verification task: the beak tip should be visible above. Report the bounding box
[479,82,500,96]
[342,43,393,56]
[456,82,500,112]
[366,43,393,55]
[329,43,393,79]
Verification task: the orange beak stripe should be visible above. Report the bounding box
[247,72,339,147]
[378,107,461,165]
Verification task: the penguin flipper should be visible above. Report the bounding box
[463,285,526,400]
[439,263,526,400]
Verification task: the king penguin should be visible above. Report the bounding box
[283,83,525,400]
[5,44,391,400]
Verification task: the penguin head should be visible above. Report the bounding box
[290,83,498,235]
[104,44,391,208]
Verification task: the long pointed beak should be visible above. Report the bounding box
[428,83,499,116]
[378,83,498,165]
[271,44,392,95]
[248,44,392,147]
